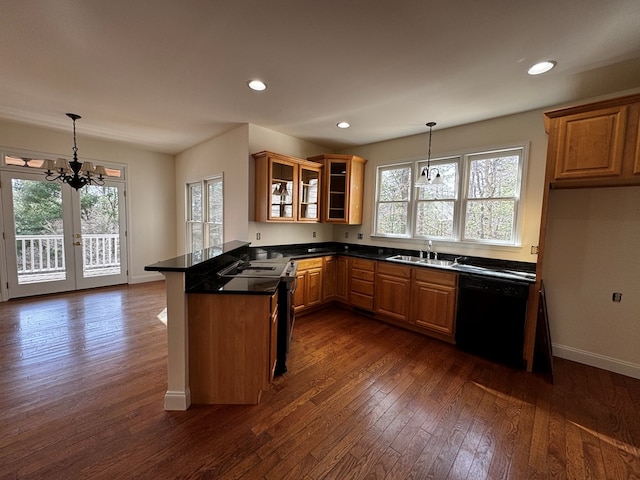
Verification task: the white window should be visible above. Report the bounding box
[462,148,524,244]
[186,175,223,253]
[374,164,412,236]
[414,157,459,240]
[374,145,526,246]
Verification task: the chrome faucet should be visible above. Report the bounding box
[427,240,432,260]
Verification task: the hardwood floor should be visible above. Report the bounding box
[1,282,639,479]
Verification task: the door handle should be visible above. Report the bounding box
[74,241,81,246]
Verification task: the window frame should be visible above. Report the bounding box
[373,144,528,247]
[186,174,224,253]
[413,156,461,242]
[459,146,526,246]
[374,162,413,238]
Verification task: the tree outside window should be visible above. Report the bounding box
[415,159,459,239]
[187,175,223,253]
[463,151,522,243]
[375,165,412,236]
[374,146,525,246]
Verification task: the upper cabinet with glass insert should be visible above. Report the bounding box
[253,151,322,223]
[307,154,367,224]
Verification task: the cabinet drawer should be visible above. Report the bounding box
[351,278,374,296]
[350,258,375,271]
[351,292,374,310]
[414,268,457,287]
[352,268,374,282]
[378,262,411,278]
[296,257,323,270]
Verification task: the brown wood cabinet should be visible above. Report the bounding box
[307,154,367,224]
[409,268,457,343]
[323,256,336,301]
[336,256,349,303]
[349,257,375,311]
[293,257,323,313]
[526,93,640,371]
[544,93,640,188]
[253,151,322,222]
[374,262,411,322]
[187,291,278,404]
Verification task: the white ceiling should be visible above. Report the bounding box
[2,0,640,154]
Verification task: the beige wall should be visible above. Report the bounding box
[337,109,548,263]
[174,124,251,254]
[0,119,176,285]
[543,187,640,377]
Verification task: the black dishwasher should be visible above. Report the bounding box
[455,274,529,368]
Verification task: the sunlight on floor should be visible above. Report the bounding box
[157,308,167,325]
[570,421,640,455]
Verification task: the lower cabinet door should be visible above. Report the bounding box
[375,274,410,322]
[306,267,323,307]
[410,280,456,338]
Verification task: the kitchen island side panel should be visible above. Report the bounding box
[188,293,273,404]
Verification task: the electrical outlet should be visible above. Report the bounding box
[256,232,261,240]
[357,233,363,239]
[531,245,539,254]
[612,292,622,302]
[312,231,316,238]
[345,232,349,239]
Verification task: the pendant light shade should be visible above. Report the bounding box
[415,121,442,187]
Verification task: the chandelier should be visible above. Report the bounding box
[41,113,107,190]
[415,121,443,187]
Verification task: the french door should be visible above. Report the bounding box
[1,170,128,299]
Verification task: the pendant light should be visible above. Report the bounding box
[41,113,107,190]
[415,122,443,187]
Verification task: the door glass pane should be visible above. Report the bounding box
[79,185,122,278]
[300,168,319,220]
[11,179,66,284]
[329,161,347,219]
[271,162,294,219]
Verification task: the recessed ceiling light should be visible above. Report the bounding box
[527,61,557,75]
[336,121,350,129]
[247,79,267,91]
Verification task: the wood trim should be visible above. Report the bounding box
[543,92,640,118]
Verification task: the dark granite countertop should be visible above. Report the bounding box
[145,240,536,295]
[144,240,250,272]
[187,275,280,295]
[251,242,537,284]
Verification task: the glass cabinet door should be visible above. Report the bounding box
[269,160,295,220]
[298,166,320,221]
[327,160,348,221]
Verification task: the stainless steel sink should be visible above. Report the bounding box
[422,259,454,267]
[387,254,424,263]
[386,254,453,267]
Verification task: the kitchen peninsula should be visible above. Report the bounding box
[146,240,536,411]
[145,241,288,410]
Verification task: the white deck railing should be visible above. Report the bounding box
[16,234,120,276]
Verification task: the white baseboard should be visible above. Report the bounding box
[130,272,165,284]
[164,389,191,411]
[552,343,640,380]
